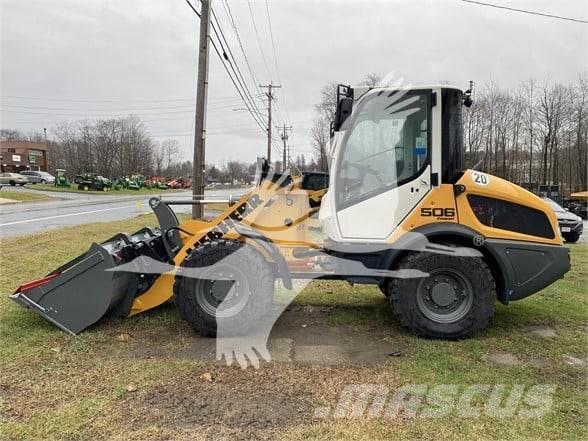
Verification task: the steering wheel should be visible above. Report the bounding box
[345,161,386,187]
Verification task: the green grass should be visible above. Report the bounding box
[0,217,586,440]
[0,191,50,203]
[30,184,181,195]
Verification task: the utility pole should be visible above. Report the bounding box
[192,0,211,219]
[280,124,292,172]
[259,83,281,162]
[43,128,47,172]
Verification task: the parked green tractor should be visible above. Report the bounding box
[126,176,142,190]
[132,175,148,189]
[153,181,168,190]
[111,177,124,191]
[148,177,168,190]
[54,169,71,188]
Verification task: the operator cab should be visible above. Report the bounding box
[320,83,471,242]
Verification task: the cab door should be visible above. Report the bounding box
[328,88,441,241]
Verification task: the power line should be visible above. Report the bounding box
[182,0,268,136]
[0,101,246,112]
[264,0,291,127]
[0,108,199,117]
[247,0,273,82]
[210,7,266,128]
[209,37,268,134]
[222,0,262,98]
[192,2,268,132]
[0,95,242,103]
[183,0,200,17]
[264,0,282,85]
[461,0,588,24]
[221,0,283,136]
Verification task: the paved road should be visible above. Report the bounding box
[1,187,586,243]
[0,187,246,238]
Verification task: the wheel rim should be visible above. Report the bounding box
[194,264,251,318]
[416,268,474,323]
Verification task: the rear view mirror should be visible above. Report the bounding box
[334,97,353,131]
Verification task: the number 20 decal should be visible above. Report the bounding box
[472,171,489,186]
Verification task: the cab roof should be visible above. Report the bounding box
[352,84,464,99]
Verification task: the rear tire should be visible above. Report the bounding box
[563,233,580,243]
[378,283,390,298]
[9,181,15,186]
[174,239,274,337]
[386,250,496,339]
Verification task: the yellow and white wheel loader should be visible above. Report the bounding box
[11,84,570,339]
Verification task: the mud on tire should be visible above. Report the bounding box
[173,239,274,337]
[386,250,496,339]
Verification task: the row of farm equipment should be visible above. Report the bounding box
[54,169,192,191]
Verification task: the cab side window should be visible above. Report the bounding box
[337,92,430,208]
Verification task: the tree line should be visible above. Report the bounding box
[310,74,588,195]
[1,116,326,181]
[4,74,586,192]
[1,117,181,178]
[464,77,587,193]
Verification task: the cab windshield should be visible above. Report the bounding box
[336,90,431,208]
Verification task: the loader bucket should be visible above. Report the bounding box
[10,239,137,335]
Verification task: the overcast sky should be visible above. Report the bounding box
[1,0,587,166]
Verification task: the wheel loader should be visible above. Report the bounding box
[10,84,570,339]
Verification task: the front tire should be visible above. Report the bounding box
[387,250,496,339]
[563,232,580,243]
[174,239,274,337]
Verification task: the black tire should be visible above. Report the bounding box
[9,181,15,186]
[563,233,580,243]
[40,179,47,184]
[19,183,25,186]
[173,239,274,337]
[387,250,496,339]
[378,282,391,298]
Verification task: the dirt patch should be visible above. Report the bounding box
[119,364,395,440]
[526,357,551,369]
[563,355,588,368]
[524,325,557,338]
[0,382,21,422]
[115,305,403,368]
[139,388,308,434]
[487,352,521,366]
